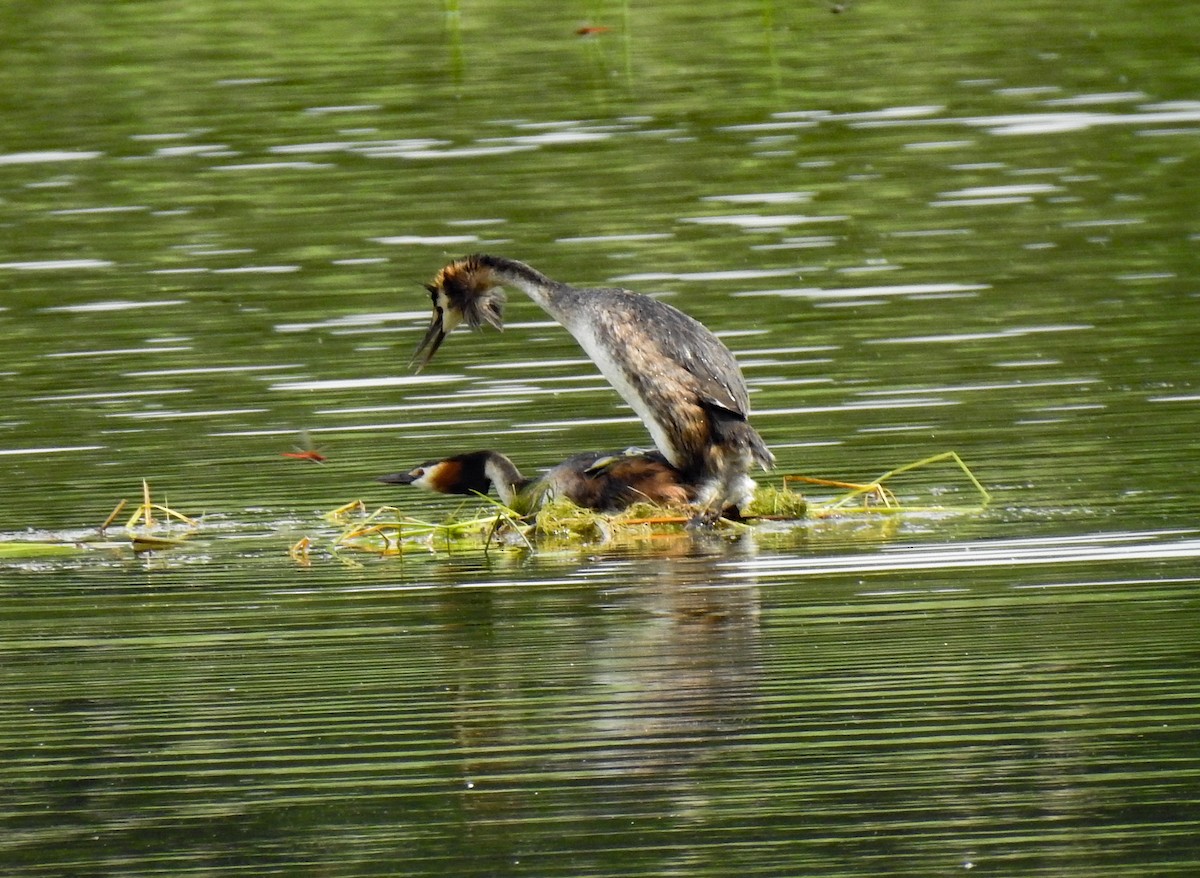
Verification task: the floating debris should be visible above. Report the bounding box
[288,536,312,564]
[122,480,199,551]
[99,498,128,535]
[804,450,991,516]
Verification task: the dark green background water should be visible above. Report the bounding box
[2,1,1198,875]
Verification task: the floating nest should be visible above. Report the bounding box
[0,453,989,563]
[323,451,990,558]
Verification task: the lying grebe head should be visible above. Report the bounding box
[378,450,529,509]
[411,256,507,371]
[376,452,494,496]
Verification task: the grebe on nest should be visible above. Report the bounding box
[411,254,774,515]
[377,448,693,515]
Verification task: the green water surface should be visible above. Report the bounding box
[1,1,1198,875]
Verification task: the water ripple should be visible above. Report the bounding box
[681,214,850,229]
[726,531,1200,580]
[0,259,113,270]
[41,300,185,313]
[269,375,462,392]
[0,150,102,164]
[867,324,1092,344]
[735,283,988,300]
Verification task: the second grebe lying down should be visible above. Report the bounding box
[412,254,774,514]
[378,449,693,515]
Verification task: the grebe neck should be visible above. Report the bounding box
[481,451,529,508]
[475,255,567,311]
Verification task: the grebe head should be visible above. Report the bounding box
[376,452,493,496]
[411,255,506,371]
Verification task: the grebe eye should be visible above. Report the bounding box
[411,468,425,478]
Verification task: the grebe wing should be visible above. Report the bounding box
[603,289,753,418]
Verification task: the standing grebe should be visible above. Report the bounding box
[411,254,774,514]
[377,448,693,515]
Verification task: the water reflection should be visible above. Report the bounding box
[447,551,764,868]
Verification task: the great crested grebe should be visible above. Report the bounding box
[377,448,693,515]
[411,254,774,515]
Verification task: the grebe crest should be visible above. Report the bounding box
[411,255,507,370]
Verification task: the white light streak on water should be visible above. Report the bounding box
[0,445,105,456]
[702,192,815,204]
[108,409,269,420]
[302,104,382,114]
[612,268,800,282]
[44,346,192,358]
[269,375,463,391]
[48,205,147,215]
[734,283,989,300]
[519,416,643,429]
[373,235,480,246]
[275,312,425,333]
[866,324,1091,344]
[846,106,1200,136]
[724,532,1200,579]
[213,265,301,274]
[0,259,114,270]
[210,418,497,437]
[1040,91,1147,106]
[384,144,538,159]
[755,399,957,417]
[314,398,535,415]
[124,364,302,377]
[681,214,850,228]
[154,144,232,157]
[210,161,334,171]
[0,150,102,164]
[905,140,975,150]
[939,183,1061,197]
[556,233,673,243]
[494,131,611,146]
[932,196,1033,207]
[465,358,594,372]
[826,105,947,121]
[41,300,186,313]
[29,389,191,402]
[858,378,1100,395]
